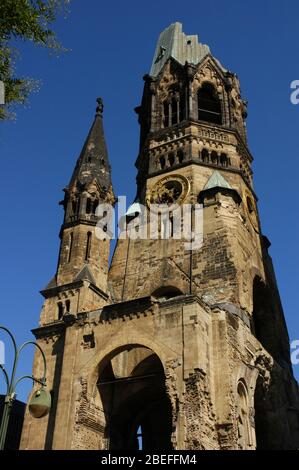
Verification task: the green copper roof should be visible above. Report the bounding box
[150,22,224,77]
[204,171,232,190]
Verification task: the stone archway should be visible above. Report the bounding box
[97,344,173,450]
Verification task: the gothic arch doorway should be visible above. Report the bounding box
[97,345,173,450]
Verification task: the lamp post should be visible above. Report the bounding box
[0,325,51,450]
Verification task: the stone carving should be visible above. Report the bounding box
[252,351,274,391]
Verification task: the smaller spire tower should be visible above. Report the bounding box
[40,98,114,324]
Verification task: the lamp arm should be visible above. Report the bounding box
[16,341,47,389]
[0,326,17,357]
[14,375,46,391]
[0,365,9,393]
[0,326,18,393]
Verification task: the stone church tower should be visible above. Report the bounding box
[21,23,299,450]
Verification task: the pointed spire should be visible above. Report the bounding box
[68,97,112,189]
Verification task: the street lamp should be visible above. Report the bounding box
[0,325,51,450]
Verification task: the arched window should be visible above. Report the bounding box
[92,199,99,215]
[136,425,143,450]
[163,101,169,128]
[171,97,178,125]
[237,381,251,449]
[86,198,99,215]
[220,153,228,167]
[72,199,79,215]
[159,156,166,169]
[86,198,92,214]
[177,149,184,164]
[211,150,219,165]
[169,214,174,238]
[162,93,185,128]
[85,231,92,261]
[67,232,73,263]
[179,93,185,122]
[201,148,209,163]
[65,299,71,313]
[198,83,222,124]
[57,302,64,320]
[168,153,175,166]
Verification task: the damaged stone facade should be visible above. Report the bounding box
[20,23,299,450]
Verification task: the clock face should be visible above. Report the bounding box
[147,174,190,210]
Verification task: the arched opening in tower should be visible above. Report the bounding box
[151,286,183,300]
[197,83,222,125]
[97,345,173,450]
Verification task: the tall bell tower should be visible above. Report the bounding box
[21,23,299,451]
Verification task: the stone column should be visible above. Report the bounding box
[52,318,79,449]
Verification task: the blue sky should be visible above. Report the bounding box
[0,0,298,402]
